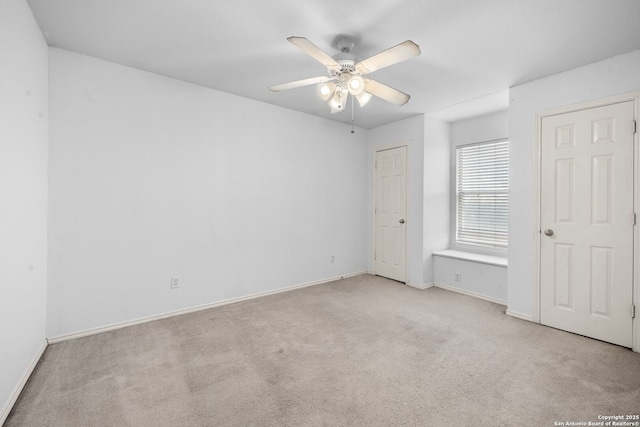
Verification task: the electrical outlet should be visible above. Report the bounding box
[171,276,180,289]
[454,273,461,282]
[330,255,335,264]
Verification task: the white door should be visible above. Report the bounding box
[540,101,635,347]
[375,146,407,282]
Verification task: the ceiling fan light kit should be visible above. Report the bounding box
[269,36,421,115]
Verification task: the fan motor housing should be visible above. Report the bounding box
[331,52,357,76]
[337,38,355,53]
[337,60,356,73]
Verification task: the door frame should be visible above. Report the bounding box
[532,91,640,352]
[372,142,409,284]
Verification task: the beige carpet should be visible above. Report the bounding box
[6,274,640,426]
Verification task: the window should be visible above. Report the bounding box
[455,139,509,250]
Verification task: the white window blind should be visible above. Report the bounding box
[456,140,509,248]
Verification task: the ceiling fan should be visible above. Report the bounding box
[269,36,421,114]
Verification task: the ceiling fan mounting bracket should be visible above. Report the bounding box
[337,38,355,53]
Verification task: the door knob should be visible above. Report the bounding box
[399,219,405,224]
[544,229,554,236]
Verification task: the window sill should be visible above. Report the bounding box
[433,249,508,267]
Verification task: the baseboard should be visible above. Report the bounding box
[0,340,47,425]
[505,309,535,323]
[406,282,434,290]
[433,283,508,306]
[47,271,367,344]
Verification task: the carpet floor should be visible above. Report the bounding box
[6,274,640,426]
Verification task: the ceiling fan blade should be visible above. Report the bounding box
[363,78,411,106]
[287,36,341,72]
[269,76,334,92]
[356,40,421,74]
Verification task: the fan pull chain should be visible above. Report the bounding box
[350,95,355,134]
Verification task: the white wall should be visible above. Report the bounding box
[422,115,450,284]
[508,49,640,319]
[47,48,369,338]
[0,0,49,421]
[450,109,509,148]
[434,256,507,304]
[367,115,425,286]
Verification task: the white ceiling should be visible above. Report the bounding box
[26,0,640,129]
